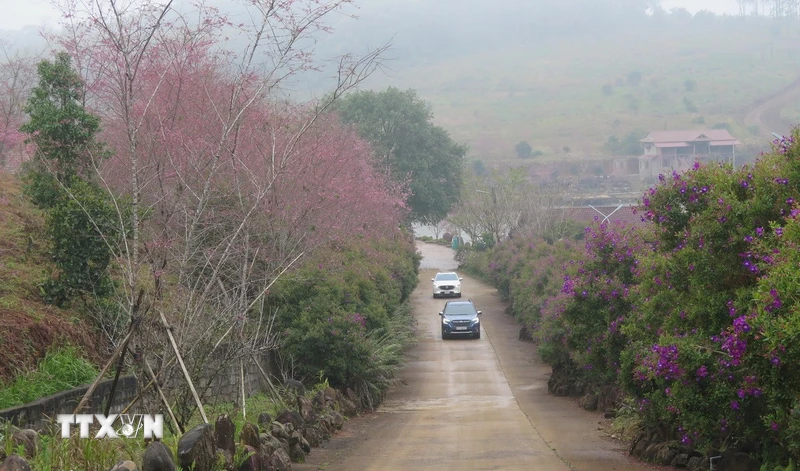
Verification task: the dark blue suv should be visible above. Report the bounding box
[439,300,481,339]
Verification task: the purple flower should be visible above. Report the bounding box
[731,401,740,410]
[775,227,784,237]
[696,365,708,378]
[756,227,764,237]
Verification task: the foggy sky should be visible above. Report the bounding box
[0,0,741,33]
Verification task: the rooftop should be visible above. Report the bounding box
[639,130,740,146]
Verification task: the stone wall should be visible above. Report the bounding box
[0,350,273,431]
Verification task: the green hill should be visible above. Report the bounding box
[357,16,800,161]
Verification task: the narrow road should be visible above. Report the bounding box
[296,242,658,471]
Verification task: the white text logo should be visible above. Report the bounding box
[56,414,164,439]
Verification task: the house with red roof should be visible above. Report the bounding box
[638,130,739,179]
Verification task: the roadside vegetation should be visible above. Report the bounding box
[0,0,461,468]
[461,129,800,468]
[0,347,98,409]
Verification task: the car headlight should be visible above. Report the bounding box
[442,317,452,325]
[470,318,480,325]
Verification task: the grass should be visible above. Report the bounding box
[0,346,99,409]
[362,18,800,160]
[0,386,319,471]
[0,172,104,383]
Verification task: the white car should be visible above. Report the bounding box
[432,272,463,298]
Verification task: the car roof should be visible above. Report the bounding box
[444,300,474,307]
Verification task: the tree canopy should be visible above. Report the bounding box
[20,52,117,306]
[334,87,466,224]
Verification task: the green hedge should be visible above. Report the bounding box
[267,235,420,407]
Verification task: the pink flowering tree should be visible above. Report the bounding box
[0,43,37,170]
[45,0,396,426]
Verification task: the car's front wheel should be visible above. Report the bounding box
[441,328,448,340]
[474,329,480,339]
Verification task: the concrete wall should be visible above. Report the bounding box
[0,376,138,431]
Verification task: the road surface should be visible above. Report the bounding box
[742,77,800,140]
[296,242,659,471]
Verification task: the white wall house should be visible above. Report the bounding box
[638,130,739,179]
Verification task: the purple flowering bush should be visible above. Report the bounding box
[619,130,800,460]
[548,220,644,381]
[467,129,800,463]
[461,237,580,331]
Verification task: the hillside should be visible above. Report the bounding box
[348,14,800,161]
[0,172,103,383]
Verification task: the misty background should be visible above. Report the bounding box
[2,0,799,161]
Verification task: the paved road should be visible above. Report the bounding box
[296,242,658,471]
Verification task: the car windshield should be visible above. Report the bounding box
[435,273,459,281]
[444,303,476,316]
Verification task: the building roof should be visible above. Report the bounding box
[640,130,740,146]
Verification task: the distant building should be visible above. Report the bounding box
[638,130,739,179]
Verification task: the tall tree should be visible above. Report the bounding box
[334,87,467,224]
[448,167,570,244]
[20,52,118,306]
[54,0,394,425]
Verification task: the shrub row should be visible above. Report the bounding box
[266,234,421,408]
[463,131,800,467]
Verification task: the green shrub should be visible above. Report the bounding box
[267,236,419,405]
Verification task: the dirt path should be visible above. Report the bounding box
[742,78,800,139]
[295,242,660,471]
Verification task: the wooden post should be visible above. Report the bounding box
[73,330,133,414]
[159,310,208,424]
[143,358,183,434]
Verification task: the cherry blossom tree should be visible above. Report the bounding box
[0,42,37,171]
[48,0,395,425]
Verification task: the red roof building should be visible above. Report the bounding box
[638,130,740,179]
